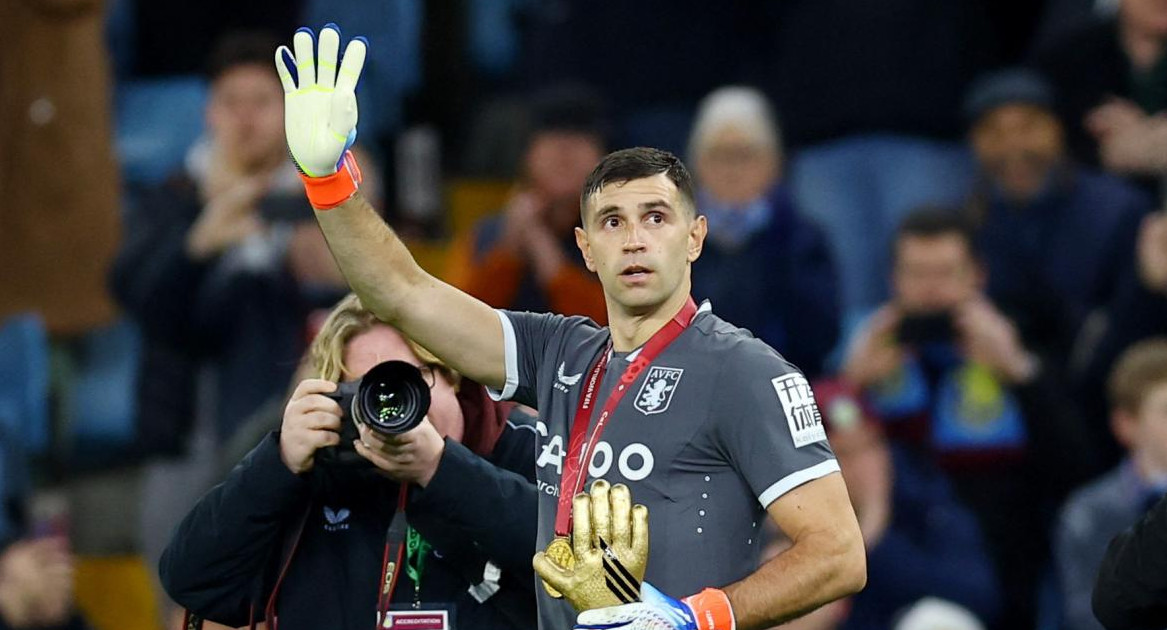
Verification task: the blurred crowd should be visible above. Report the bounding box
[3,0,1167,629]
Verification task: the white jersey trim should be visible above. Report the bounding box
[487,310,519,401]
[757,459,841,508]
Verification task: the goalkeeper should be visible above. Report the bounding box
[276,25,866,630]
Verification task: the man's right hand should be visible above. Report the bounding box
[841,305,904,389]
[499,191,546,253]
[275,25,367,178]
[279,379,344,474]
[186,177,267,260]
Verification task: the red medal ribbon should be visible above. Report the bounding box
[553,297,699,536]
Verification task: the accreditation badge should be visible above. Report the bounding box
[382,607,452,630]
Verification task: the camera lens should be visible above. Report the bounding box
[354,361,430,435]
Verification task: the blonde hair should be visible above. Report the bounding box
[1109,338,1167,414]
[308,293,457,386]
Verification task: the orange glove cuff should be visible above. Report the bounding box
[683,588,735,630]
[299,150,363,210]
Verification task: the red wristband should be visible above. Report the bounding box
[299,150,363,210]
[683,588,735,630]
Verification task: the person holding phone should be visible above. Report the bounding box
[839,207,1100,630]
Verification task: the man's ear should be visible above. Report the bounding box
[575,227,596,272]
[688,214,707,263]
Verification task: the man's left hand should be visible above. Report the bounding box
[575,582,733,630]
[354,418,445,486]
[955,299,1038,385]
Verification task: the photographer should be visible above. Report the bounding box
[840,208,1097,630]
[159,294,539,630]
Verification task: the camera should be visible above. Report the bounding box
[896,311,956,346]
[316,360,431,468]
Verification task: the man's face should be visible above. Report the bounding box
[1120,381,1167,478]
[695,126,780,205]
[971,104,1065,203]
[343,325,464,442]
[206,64,286,171]
[893,234,982,313]
[525,132,605,205]
[1121,0,1167,36]
[576,174,707,316]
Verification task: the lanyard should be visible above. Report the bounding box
[553,297,698,536]
[405,527,431,605]
[376,485,410,628]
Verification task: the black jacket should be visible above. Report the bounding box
[1093,493,1167,630]
[159,414,539,630]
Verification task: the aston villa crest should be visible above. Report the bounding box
[634,367,683,415]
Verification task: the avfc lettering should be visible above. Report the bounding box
[772,374,826,448]
[534,421,655,482]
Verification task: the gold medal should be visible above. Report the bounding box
[541,536,576,598]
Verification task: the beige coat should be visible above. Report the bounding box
[0,0,122,336]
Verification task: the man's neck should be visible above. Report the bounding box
[607,289,692,352]
[1133,451,1167,489]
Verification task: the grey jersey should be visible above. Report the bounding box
[490,302,839,630]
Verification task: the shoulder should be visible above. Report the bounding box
[500,309,604,344]
[1059,468,1129,535]
[691,311,799,377]
[1075,168,1153,210]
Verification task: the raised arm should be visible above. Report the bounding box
[276,25,505,389]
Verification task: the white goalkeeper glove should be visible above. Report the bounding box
[574,582,735,630]
[275,24,366,177]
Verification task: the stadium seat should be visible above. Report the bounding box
[115,77,207,186]
[0,314,50,456]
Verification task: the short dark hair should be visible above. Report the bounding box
[206,31,281,83]
[580,147,696,221]
[895,206,979,258]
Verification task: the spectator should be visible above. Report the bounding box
[159,294,539,630]
[760,0,995,322]
[1092,491,1167,630]
[687,87,839,377]
[1057,339,1167,630]
[111,31,356,450]
[445,85,607,322]
[963,68,1151,359]
[840,208,1097,629]
[1077,212,1167,454]
[1036,0,1167,200]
